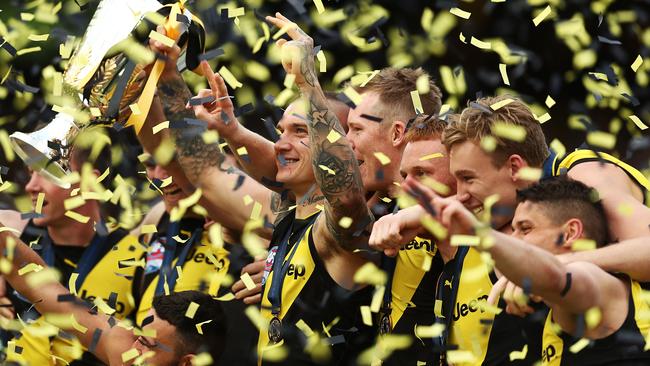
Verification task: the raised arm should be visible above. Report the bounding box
[189,72,279,189]
[141,29,277,237]
[268,13,371,250]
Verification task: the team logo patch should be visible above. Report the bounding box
[262,246,278,286]
[144,239,166,275]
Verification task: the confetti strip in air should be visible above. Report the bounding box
[532,5,552,26]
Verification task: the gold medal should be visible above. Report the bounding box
[268,316,283,343]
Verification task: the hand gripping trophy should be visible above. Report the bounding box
[10,0,205,188]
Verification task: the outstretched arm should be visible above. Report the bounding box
[0,226,133,365]
[402,177,614,315]
[268,13,372,251]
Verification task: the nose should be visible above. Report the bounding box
[25,172,42,195]
[346,130,357,151]
[456,183,470,203]
[152,165,170,181]
[274,134,291,155]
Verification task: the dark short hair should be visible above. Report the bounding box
[516,177,609,247]
[152,291,227,361]
[404,114,449,143]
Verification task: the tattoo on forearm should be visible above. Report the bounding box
[159,75,228,181]
[305,90,370,248]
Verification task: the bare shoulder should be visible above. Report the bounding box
[0,210,28,234]
[130,201,167,237]
[567,161,639,197]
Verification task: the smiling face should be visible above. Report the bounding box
[274,101,316,195]
[25,169,74,227]
[143,159,186,213]
[449,141,520,229]
[346,92,404,193]
[400,139,456,196]
[511,201,568,255]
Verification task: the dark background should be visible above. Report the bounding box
[1,0,649,216]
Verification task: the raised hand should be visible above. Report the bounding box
[148,25,182,81]
[265,12,317,88]
[488,276,542,317]
[369,205,426,257]
[190,61,239,138]
[402,176,481,238]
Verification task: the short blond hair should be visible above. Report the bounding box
[404,114,448,143]
[353,67,442,124]
[442,95,548,167]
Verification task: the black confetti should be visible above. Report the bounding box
[198,47,225,61]
[189,95,216,106]
[360,114,383,123]
[597,35,622,45]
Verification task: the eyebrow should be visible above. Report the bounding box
[454,169,475,176]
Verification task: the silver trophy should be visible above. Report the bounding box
[10,0,204,188]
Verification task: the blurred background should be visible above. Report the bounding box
[1,0,649,224]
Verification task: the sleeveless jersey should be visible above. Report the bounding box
[258,212,374,366]
[7,222,144,366]
[548,149,650,205]
[382,237,443,365]
[541,279,650,365]
[136,232,230,324]
[441,247,534,366]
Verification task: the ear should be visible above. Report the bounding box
[507,154,528,182]
[560,218,584,250]
[178,354,195,366]
[391,120,407,148]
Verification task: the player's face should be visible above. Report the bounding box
[346,92,400,193]
[144,160,187,212]
[400,139,456,197]
[130,311,184,366]
[274,102,315,194]
[449,141,518,229]
[511,201,565,254]
[25,170,74,227]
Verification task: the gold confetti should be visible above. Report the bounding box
[313,0,325,15]
[18,263,44,275]
[516,167,542,181]
[629,115,648,130]
[16,46,41,56]
[319,164,336,175]
[419,153,444,161]
[69,273,79,296]
[373,152,391,166]
[415,323,445,338]
[447,350,476,363]
[498,63,510,85]
[196,320,212,335]
[586,131,616,150]
[129,104,141,116]
[215,293,235,301]
[283,74,296,89]
[450,235,480,246]
[470,36,491,50]
[585,307,602,329]
[218,66,243,89]
[94,297,116,315]
[35,192,45,214]
[491,121,527,142]
[416,74,430,94]
[532,5,552,26]
[121,349,139,363]
[228,7,245,18]
[343,86,363,106]
[569,338,590,353]
[65,211,90,223]
[28,34,49,42]
[21,12,35,21]
[148,30,175,47]
[509,344,528,361]
[338,217,353,228]
[353,262,387,286]
[545,95,556,108]
[326,129,341,143]
[550,138,566,157]
[572,239,597,251]
[240,272,256,291]
[316,50,327,72]
[631,55,643,72]
[152,121,169,134]
[410,90,424,114]
[185,301,200,318]
[360,305,372,326]
[64,196,85,210]
[450,8,471,19]
[490,98,514,110]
